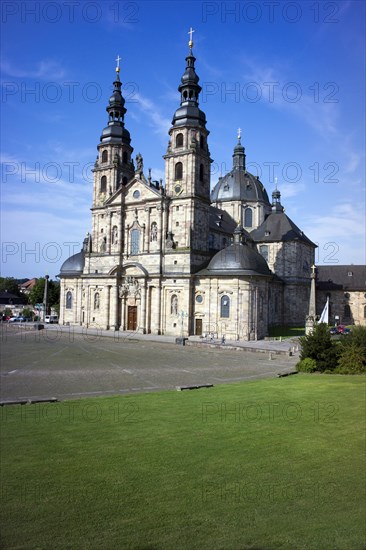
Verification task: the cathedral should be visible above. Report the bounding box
[59,36,316,340]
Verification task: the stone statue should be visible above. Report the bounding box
[135,153,143,174]
[171,295,178,315]
[112,226,118,245]
[150,222,158,242]
[100,236,107,252]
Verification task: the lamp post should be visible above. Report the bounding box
[43,275,49,322]
[176,310,189,338]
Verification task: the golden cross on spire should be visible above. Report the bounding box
[275,176,278,189]
[115,55,121,73]
[237,127,242,140]
[188,27,195,49]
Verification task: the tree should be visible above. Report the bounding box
[336,326,366,374]
[22,307,34,320]
[0,277,21,296]
[28,278,60,311]
[298,323,339,372]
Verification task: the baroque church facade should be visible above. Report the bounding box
[59,39,316,340]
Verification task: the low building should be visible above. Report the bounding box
[316,266,366,326]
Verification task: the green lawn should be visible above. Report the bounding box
[1,375,365,549]
[268,326,305,338]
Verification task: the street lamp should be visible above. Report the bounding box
[176,310,189,338]
[43,275,49,322]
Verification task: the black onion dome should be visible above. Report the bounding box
[60,251,85,275]
[172,47,207,129]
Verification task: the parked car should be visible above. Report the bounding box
[330,325,351,335]
[45,315,58,324]
[8,316,26,323]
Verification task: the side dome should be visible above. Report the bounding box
[205,242,271,276]
[60,250,85,275]
[211,171,270,204]
[210,137,270,205]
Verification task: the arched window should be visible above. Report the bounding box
[176,133,184,148]
[130,229,140,255]
[221,295,230,318]
[199,164,204,182]
[94,293,100,310]
[100,176,107,193]
[200,135,204,149]
[122,176,128,186]
[364,306,366,319]
[171,294,178,315]
[259,245,268,262]
[122,151,128,164]
[102,150,108,163]
[175,162,183,180]
[344,304,351,318]
[244,208,253,228]
[66,291,72,309]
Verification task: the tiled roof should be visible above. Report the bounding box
[251,211,316,247]
[316,265,366,291]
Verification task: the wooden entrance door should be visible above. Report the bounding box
[127,306,137,331]
[195,318,203,336]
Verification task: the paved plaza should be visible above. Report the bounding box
[0,324,298,401]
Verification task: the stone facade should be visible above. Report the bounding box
[316,265,366,326]
[59,42,327,339]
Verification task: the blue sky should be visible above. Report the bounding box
[1,0,365,279]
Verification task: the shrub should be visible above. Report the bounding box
[335,326,366,374]
[296,358,317,373]
[335,343,366,374]
[299,323,339,372]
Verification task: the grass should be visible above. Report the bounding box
[268,326,305,338]
[1,375,365,549]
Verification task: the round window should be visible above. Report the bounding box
[174,185,182,195]
[195,295,203,304]
[133,190,140,199]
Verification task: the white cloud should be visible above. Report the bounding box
[301,202,366,264]
[134,93,171,138]
[1,59,67,81]
[240,59,340,137]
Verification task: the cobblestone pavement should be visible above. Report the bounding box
[0,324,299,401]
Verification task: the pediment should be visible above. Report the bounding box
[125,177,161,203]
[104,176,161,206]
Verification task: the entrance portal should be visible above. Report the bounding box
[127,306,137,331]
[195,318,203,336]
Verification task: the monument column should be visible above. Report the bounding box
[305,265,317,334]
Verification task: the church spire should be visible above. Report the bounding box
[232,128,246,170]
[100,56,131,145]
[271,178,284,212]
[171,28,207,129]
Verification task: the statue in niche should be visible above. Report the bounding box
[100,236,107,252]
[150,222,158,242]
[112,226,118,245]
[171,295,178,316]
